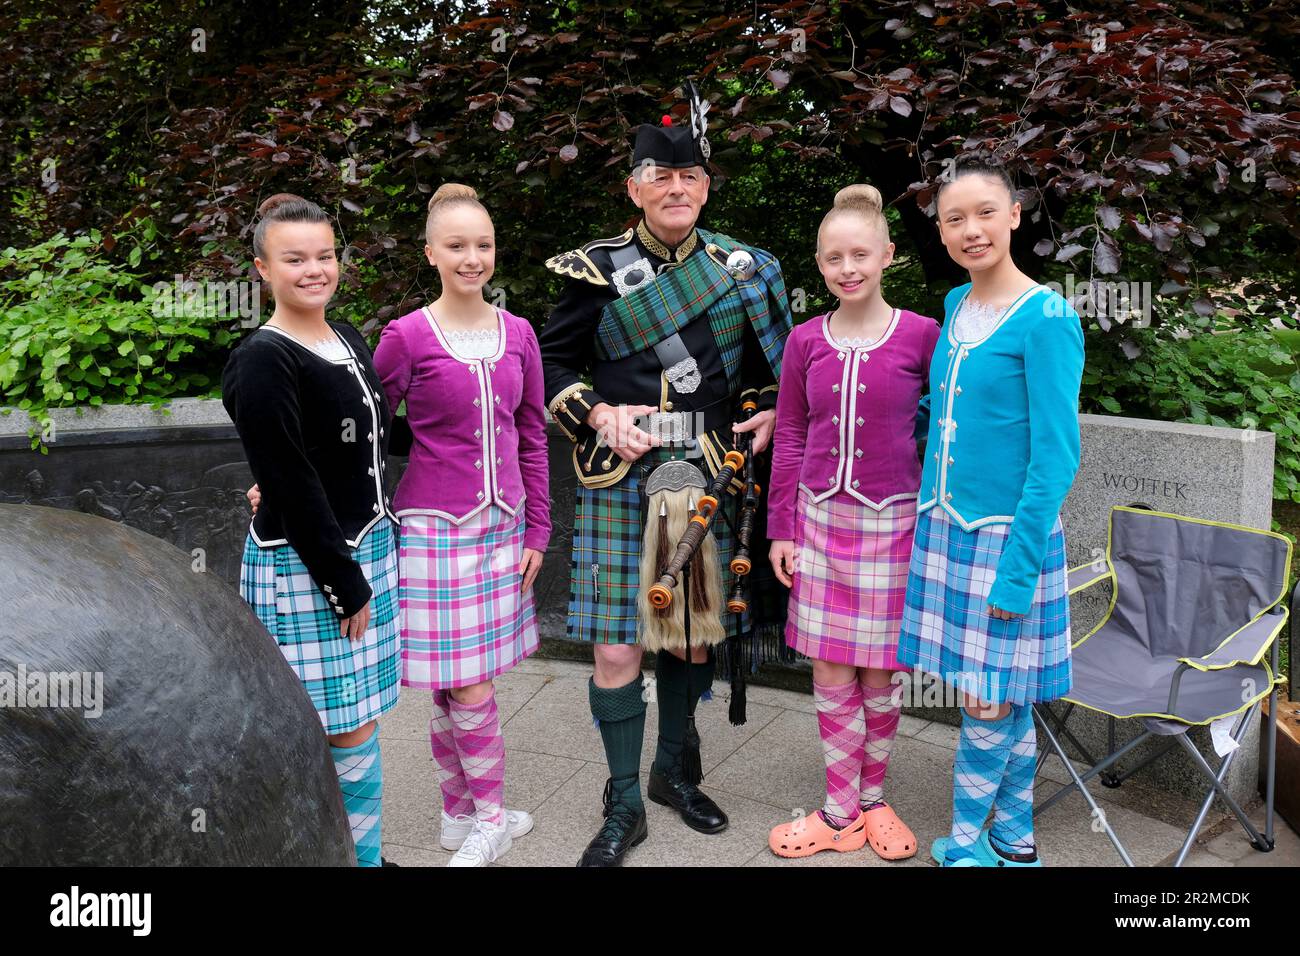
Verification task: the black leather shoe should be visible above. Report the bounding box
[647,766,729,834]
[577,778,649,867]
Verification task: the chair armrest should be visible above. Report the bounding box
[1067,560,1113,596]
[1178,604,1289,672]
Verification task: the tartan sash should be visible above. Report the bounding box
[594,229,790,382]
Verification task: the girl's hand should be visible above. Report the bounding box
[520,548,543,592]
[342,600,371,641]
[733,408,776,455]
[987,604,1022,621]
[246,483,261,515]
[769,539,796,588]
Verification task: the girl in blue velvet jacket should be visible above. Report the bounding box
[897,158,1085,867]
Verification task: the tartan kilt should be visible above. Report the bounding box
[568,447,745,645]
[398,506,539,690]
[896,505,1072,706]
[786,489,916,669]
[239,520,401,734]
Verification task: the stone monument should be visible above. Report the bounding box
[0,504,355,865]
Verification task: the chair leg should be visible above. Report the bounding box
[1266,683,1277,847]
[1107,736,1181,786]
[1040,701,1103,769]
[1037,725,1152,815]
[1170,704,1271,867]
[1033,705,1136,867]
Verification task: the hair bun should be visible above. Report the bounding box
[258,193,306,217]
[833,183,883,213]
[428,183,479,212]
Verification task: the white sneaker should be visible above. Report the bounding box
[440,808,534,850]
[447,817,512,867]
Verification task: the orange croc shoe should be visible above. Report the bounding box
[861,802,917,860]
[768,811,868,858]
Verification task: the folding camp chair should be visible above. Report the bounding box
[1034,505,1292,867]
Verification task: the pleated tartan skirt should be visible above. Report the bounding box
[240,519,401,735]
[786,488,917,669]
[398,506,538,690]
[896,505,1072,706]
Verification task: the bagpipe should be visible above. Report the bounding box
[638,400,764,736]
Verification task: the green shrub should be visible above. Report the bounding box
[0,232,235,450]
[1081,317,1300,503]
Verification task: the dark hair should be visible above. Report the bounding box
[252,193,331,259]
[937,155,1016,202]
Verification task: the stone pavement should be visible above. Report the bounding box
[379,657,1300,868]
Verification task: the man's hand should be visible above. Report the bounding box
[247,483,261,515]
[587,402,661,463]
[988,604,1022,621]
[733,408,776,455]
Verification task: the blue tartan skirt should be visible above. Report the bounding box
[240,520,401,734]
[896,505,1072,706]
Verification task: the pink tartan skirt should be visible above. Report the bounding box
[398,506,539,690]
[786,488,918,669]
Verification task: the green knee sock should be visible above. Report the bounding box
[653,652,713,775]
[589,675,647,809]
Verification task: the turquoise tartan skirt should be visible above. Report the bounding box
[896,505,1072,706]
[240,520,401,734]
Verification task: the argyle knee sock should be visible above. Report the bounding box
[652,651,712,777]
[814,679,866,826]
[430,690,475,818]
[989,704,1038,858]
[860,681,902,810]
[332,730,383,867]
[946,708,1016,864]
[589,675,647,810]
[448,691,506,826]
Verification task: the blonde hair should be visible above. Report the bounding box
[424,182,488,244]
[818,183,890,249]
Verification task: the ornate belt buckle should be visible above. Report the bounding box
[612,257,655,296]
[664,356,701,394]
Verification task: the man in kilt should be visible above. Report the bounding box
[539,95,792,866]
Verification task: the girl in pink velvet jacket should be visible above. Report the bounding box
[373,183,550,867]
[764,185,939,863]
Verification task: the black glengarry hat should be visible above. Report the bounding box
[631,80,711,170]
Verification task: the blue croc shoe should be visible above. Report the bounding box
[930,831,997,867]
[931,829,1042,867]
[977,828,1042,867]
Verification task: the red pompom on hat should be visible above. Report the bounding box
[661,114,673,127]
